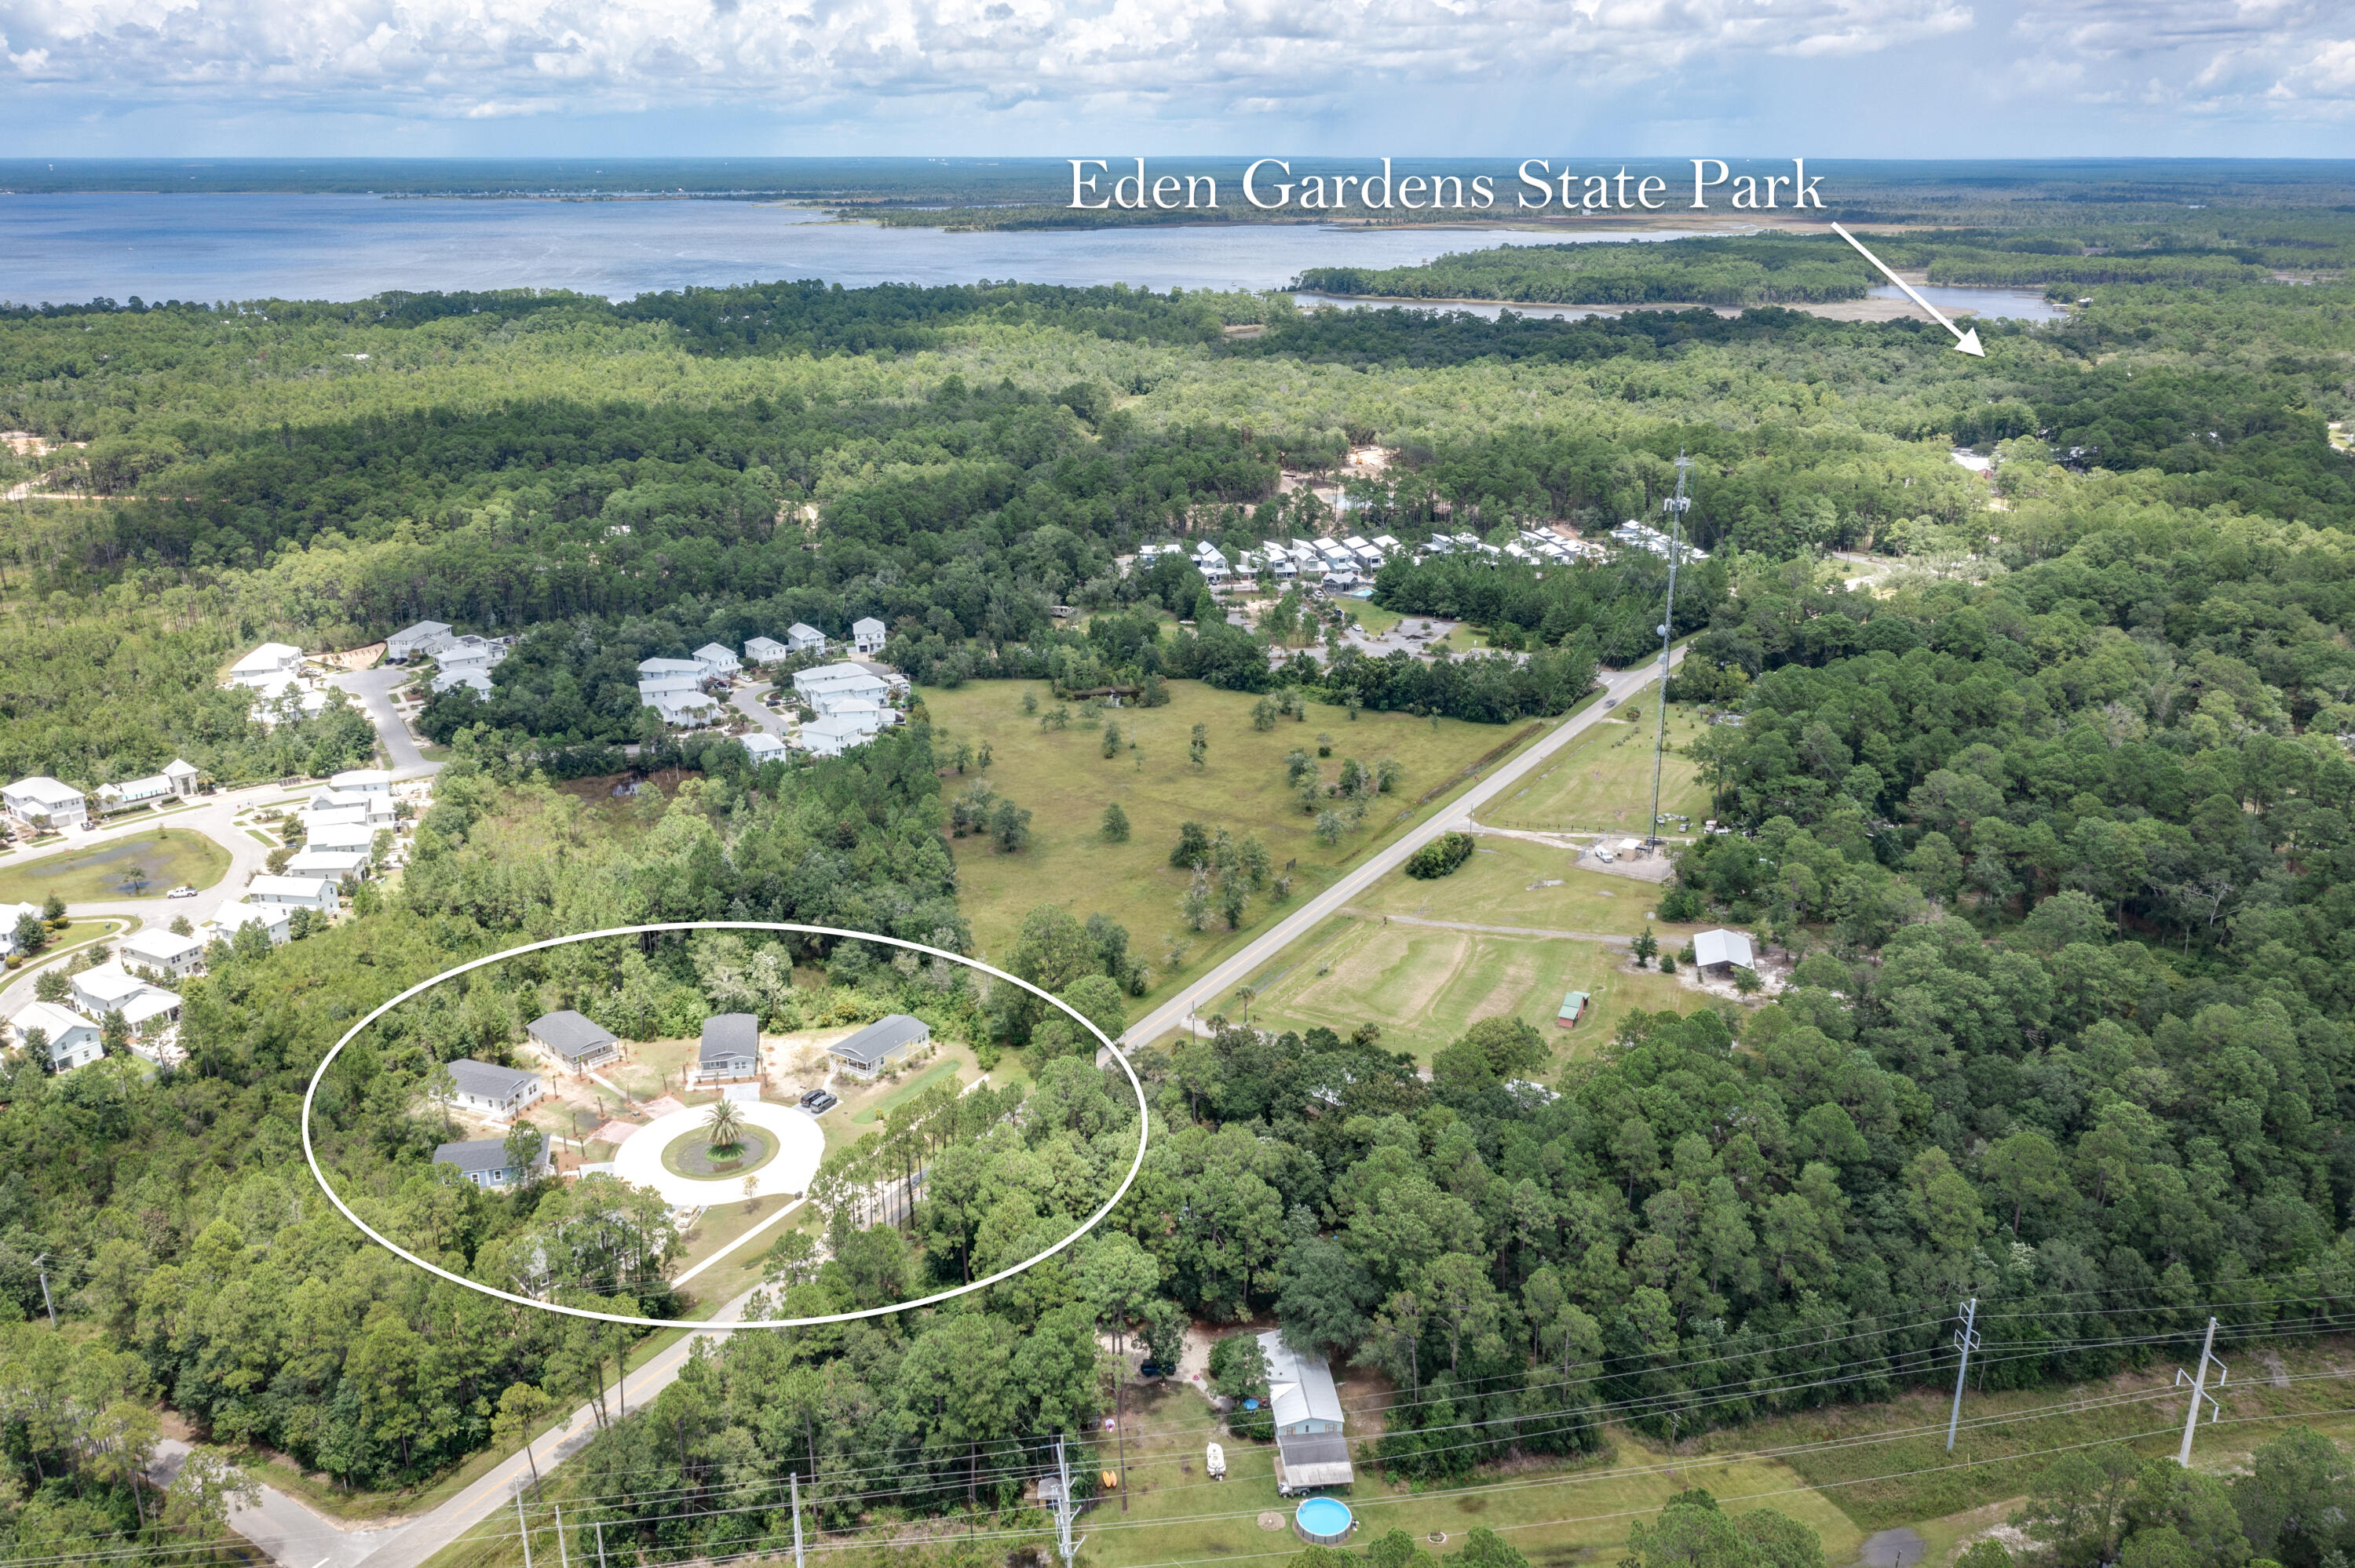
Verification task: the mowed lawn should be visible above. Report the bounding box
[1231,837,1703,1063]
[1086,1377,1862,1568]
[925,680,1545,1003]
[1481,703,1712,835]
[0,828,231,904]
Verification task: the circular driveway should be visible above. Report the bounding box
[612,1100,824,1206]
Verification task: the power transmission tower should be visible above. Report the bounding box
[1647,453,1695,853]
[553,1504,570,1568]
[2175,1317,2227,1467]
[1944,1297,1980,1450]
[1053,1435,1084,1566]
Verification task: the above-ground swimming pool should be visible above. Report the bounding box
[1295,1497,1354,1544]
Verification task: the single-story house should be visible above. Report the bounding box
[638,657,707,680]
[1,901,48,957]
[246,873,341,913]
[852,617,888,655]
[741,731,790,765]
[385,621,455,662]
[830,1014,931,1079]
[1692,928,1756,973]
[744,635,790,665]
[692,1012,760,1085]
[210,901,291,946]
[528,1010,620,1071]
[433,1137,547,1189]
[228,643,305,688]
[1556,990,1590,1028]
[4,776,87,830]
[784,622,827,656]
[97,762,192,811]
[1257,1329,1353,1492]
[447,1059,546,1118]
[331,768,392,796]
[694,643,742,678]
[71,962,182,1030]
[286,848,372,881]
[13,1000,104,1072]
[122,926,206,979]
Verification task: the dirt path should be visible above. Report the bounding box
[1341,909,1636,947]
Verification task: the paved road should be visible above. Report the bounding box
[730,681,787,736]
[152,1439,408,1568]
[332,667,441,780]
[0,786,283,1022]
[1119,648,1684,1048]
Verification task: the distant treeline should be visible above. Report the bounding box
[1299,237,1875,308]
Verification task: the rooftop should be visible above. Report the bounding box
[832,1013,929,1068]
[530,1009,618,1061]
[701,1012,758,1064]
[447,1059,542,1099]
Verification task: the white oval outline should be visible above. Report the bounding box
[301,921,1148,1329]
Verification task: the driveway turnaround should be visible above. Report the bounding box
[609,1100,825,1205]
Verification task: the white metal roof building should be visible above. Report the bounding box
[385,621,455,661]
[3,776,87,828]
[785,623,827,655]
[12,1000,103,1071]
[246,874,341,913]
[331,769,392,793]
[286,848,371,881]
[694,643,742,676]
[122,926,205,977]
[744,636,789,665]
[210,901,291,945]
[639,656,706,678]
[852,617,888,655]
[1692,928,1756,971]
[227,643,305,687]
[1255,1329,1353,1493]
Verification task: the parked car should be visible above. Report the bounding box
[166,884,199,899]
[799,1089,838,1114]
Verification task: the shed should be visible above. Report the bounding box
[1556,990,1590,1028]
[1692,928,1755,972]
[1272,1431,1355,1494]
[528,1009,620,1071]
[829,1014,930,1079]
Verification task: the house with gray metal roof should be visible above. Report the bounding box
[829,1014,931,1079]
[528,1009,620,1071]
[446,1059,546,1118]
[692,1012,759,1085]
[433,1137,547,1189]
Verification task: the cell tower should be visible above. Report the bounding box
[1647,453,1695,851]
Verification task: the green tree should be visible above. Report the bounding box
[705,1097,745,1155]
[490,1383,555,1501]
[34,968,70,1003]
[1634,926,1659,968]
[1171,820,1211,870]
[1101,720,1122,757]
[1101,802,1130,842]
[1189,723,1208,768]
[989,797,1033,851]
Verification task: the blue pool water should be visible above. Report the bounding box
[1296,1498,1354,1541]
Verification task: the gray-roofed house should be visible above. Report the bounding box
[433,1137,548,1189]
[1692,928,1756,974]
[784,622,827,656]
[692,1012,760,1085]
[852,616,889,655]
[1257,1329,1354,1493]
[386,621,455,662]
[446,1059,546,1118]
[528,1009,621,1072]
[744,635,789,665]
[829,1014,930,1079]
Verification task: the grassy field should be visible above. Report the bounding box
[1083,1377,1863,1568]
[1480,704,1712,835]
[1223,836,1703,1063]
[0,829,230,903]
[925,680,1554,1007]
[849,1056,962,1122]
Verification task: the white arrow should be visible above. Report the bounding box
[1832,222,1985,357]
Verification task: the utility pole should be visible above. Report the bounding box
[790,1472,805,1568]
[1945,1297,1981,1451]
[596,1522,608,1568]
[1053,1436,1081,1567]
[1646,452,1694,854]
[2175,1317,2227,1467]
[33,1255,57,1328]
[517,1493,535,1568]
[1115,1351,1129,1513]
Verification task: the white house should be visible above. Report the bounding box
[639,680,721,727]
[852,617,888,655]
[227,643,305,688]
[4,776,87,830]
[638,657,706,680]
[744,636,789,665]
[1256,1329,1354,1493]
[445,1059,546,1119]
[386,621,455,662]
[690,1013,760,1085]
[306,786,394,821]
[330,768,392,796]
[71,962,183,1032]
[97,761,192,812]
[246,874,341,913]
[299,806,374,840]
[12,1000,103,1072]
[740,731,790,765]
[305,820,380,855]
[694,643,742,678]
[210,902,292,946]
[801,713,884,757]
[784,623,827,656]
[433,1137,547,1189]
[122,926,205,979]
[791,664,890,714]
[0,901,47,958]
[287,848,373,881]
[433,669,492,697]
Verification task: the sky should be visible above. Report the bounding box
[0,0,2349,157]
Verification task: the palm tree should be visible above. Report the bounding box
[1232,985,1255,1025]
[705,1097,745,1156]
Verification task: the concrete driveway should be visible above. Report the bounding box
[331,667,440,781]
